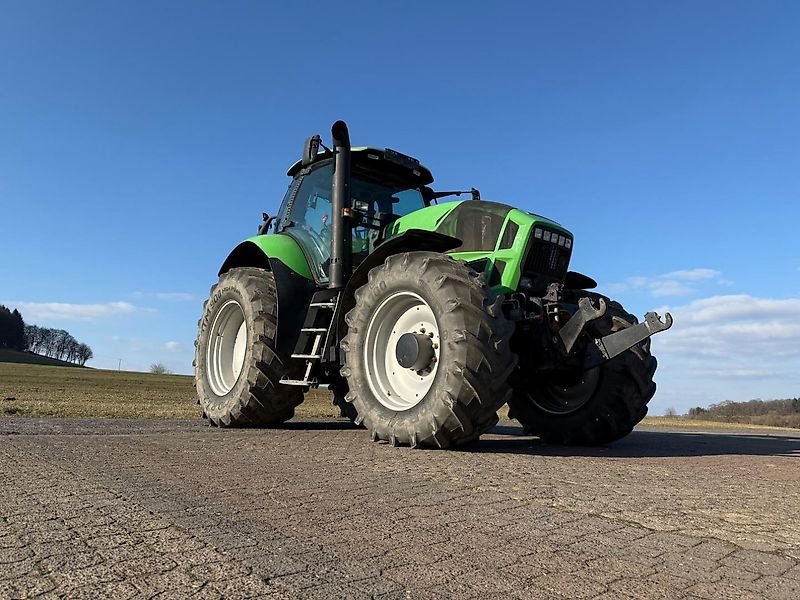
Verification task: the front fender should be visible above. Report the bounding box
[218,234,316,354]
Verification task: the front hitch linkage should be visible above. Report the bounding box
[595,311,673,361]
[557,296,673,362]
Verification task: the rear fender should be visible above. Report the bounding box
[219,234,316,353]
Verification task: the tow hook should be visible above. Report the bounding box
[595,311,673,360]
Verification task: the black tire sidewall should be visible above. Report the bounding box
[195,273,259,422]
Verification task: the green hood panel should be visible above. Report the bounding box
[384,201,464,240]
[384,201,574,293]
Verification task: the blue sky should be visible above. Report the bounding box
[1,1,798,414]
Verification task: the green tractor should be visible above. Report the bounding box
[195,120,672,448]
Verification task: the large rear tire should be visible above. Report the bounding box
[507,292,657,445]
[341,252,516,448]
[194,267,303,426]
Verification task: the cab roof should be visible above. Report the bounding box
[286,147,434,186]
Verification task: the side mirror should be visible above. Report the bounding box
[302,134,321,167]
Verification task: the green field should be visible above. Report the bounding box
[1,361,796,432]
[0,362,338,419]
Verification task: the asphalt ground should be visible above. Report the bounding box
[1,417,799,599]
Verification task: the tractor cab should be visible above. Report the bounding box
[276,147,434,283]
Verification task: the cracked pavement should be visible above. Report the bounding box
[1,418,799,599]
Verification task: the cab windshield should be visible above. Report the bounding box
[280,162,426,281]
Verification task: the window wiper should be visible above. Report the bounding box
[430,187,481,202]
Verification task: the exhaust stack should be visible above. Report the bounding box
[329,120,351,289]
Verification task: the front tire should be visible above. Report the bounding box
[341,252,516,448]
[507,292,657,445]
[194,267,303,426]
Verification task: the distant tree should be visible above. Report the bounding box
[0,305,9,348]
[150,363,172,374]
[76,343,93,366]
[665,407,678,417]
[10,309,25,350]
[25,324,39,352]
[39,327,55,357]
[0,305,26,350]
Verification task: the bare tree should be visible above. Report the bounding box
[76,343,93,366]
[664,407,678,417]
[150,363,172,375]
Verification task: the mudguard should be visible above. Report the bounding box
[219,234,316,353]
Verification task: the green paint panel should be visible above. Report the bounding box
[388,202,573,294]
[384,201,464,239]
[246,234,314,280]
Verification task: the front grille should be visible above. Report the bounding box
[525,239,570,280]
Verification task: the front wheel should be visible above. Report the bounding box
[194,267,303,426]
[340,252,517,449]
[507,292,657,445]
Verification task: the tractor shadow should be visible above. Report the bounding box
[281,418,363,431]
[467,424,800,458]
[279,419,800,458]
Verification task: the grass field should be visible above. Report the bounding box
[0,362,338,419]
[2,362,797,432]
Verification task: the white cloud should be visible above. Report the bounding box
[607,268,726,298]
[133,291,194,302]
[661,268,722,281]
[659,294,800,326]
[655,295,800,358]
[165,341,183,352]
[650,294,800,413]
[11,301,139,322]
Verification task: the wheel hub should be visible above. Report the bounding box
[531,367,601,415]
[395,332,435,371]
[362,291,440,411]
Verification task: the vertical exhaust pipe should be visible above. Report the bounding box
[330,120,351,289]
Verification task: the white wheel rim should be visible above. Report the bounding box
[363,291,440,411]
[206,299,248,396]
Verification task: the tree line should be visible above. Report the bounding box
[0,305,94,366]
[688,398,800,429]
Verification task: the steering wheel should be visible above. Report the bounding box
[300,225,329,258]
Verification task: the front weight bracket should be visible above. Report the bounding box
[558,296,607,355]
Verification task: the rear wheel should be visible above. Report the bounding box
[329,379,360,424]
[194,267,303,426]
[341,252,516,448]
[507,292,657,445]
